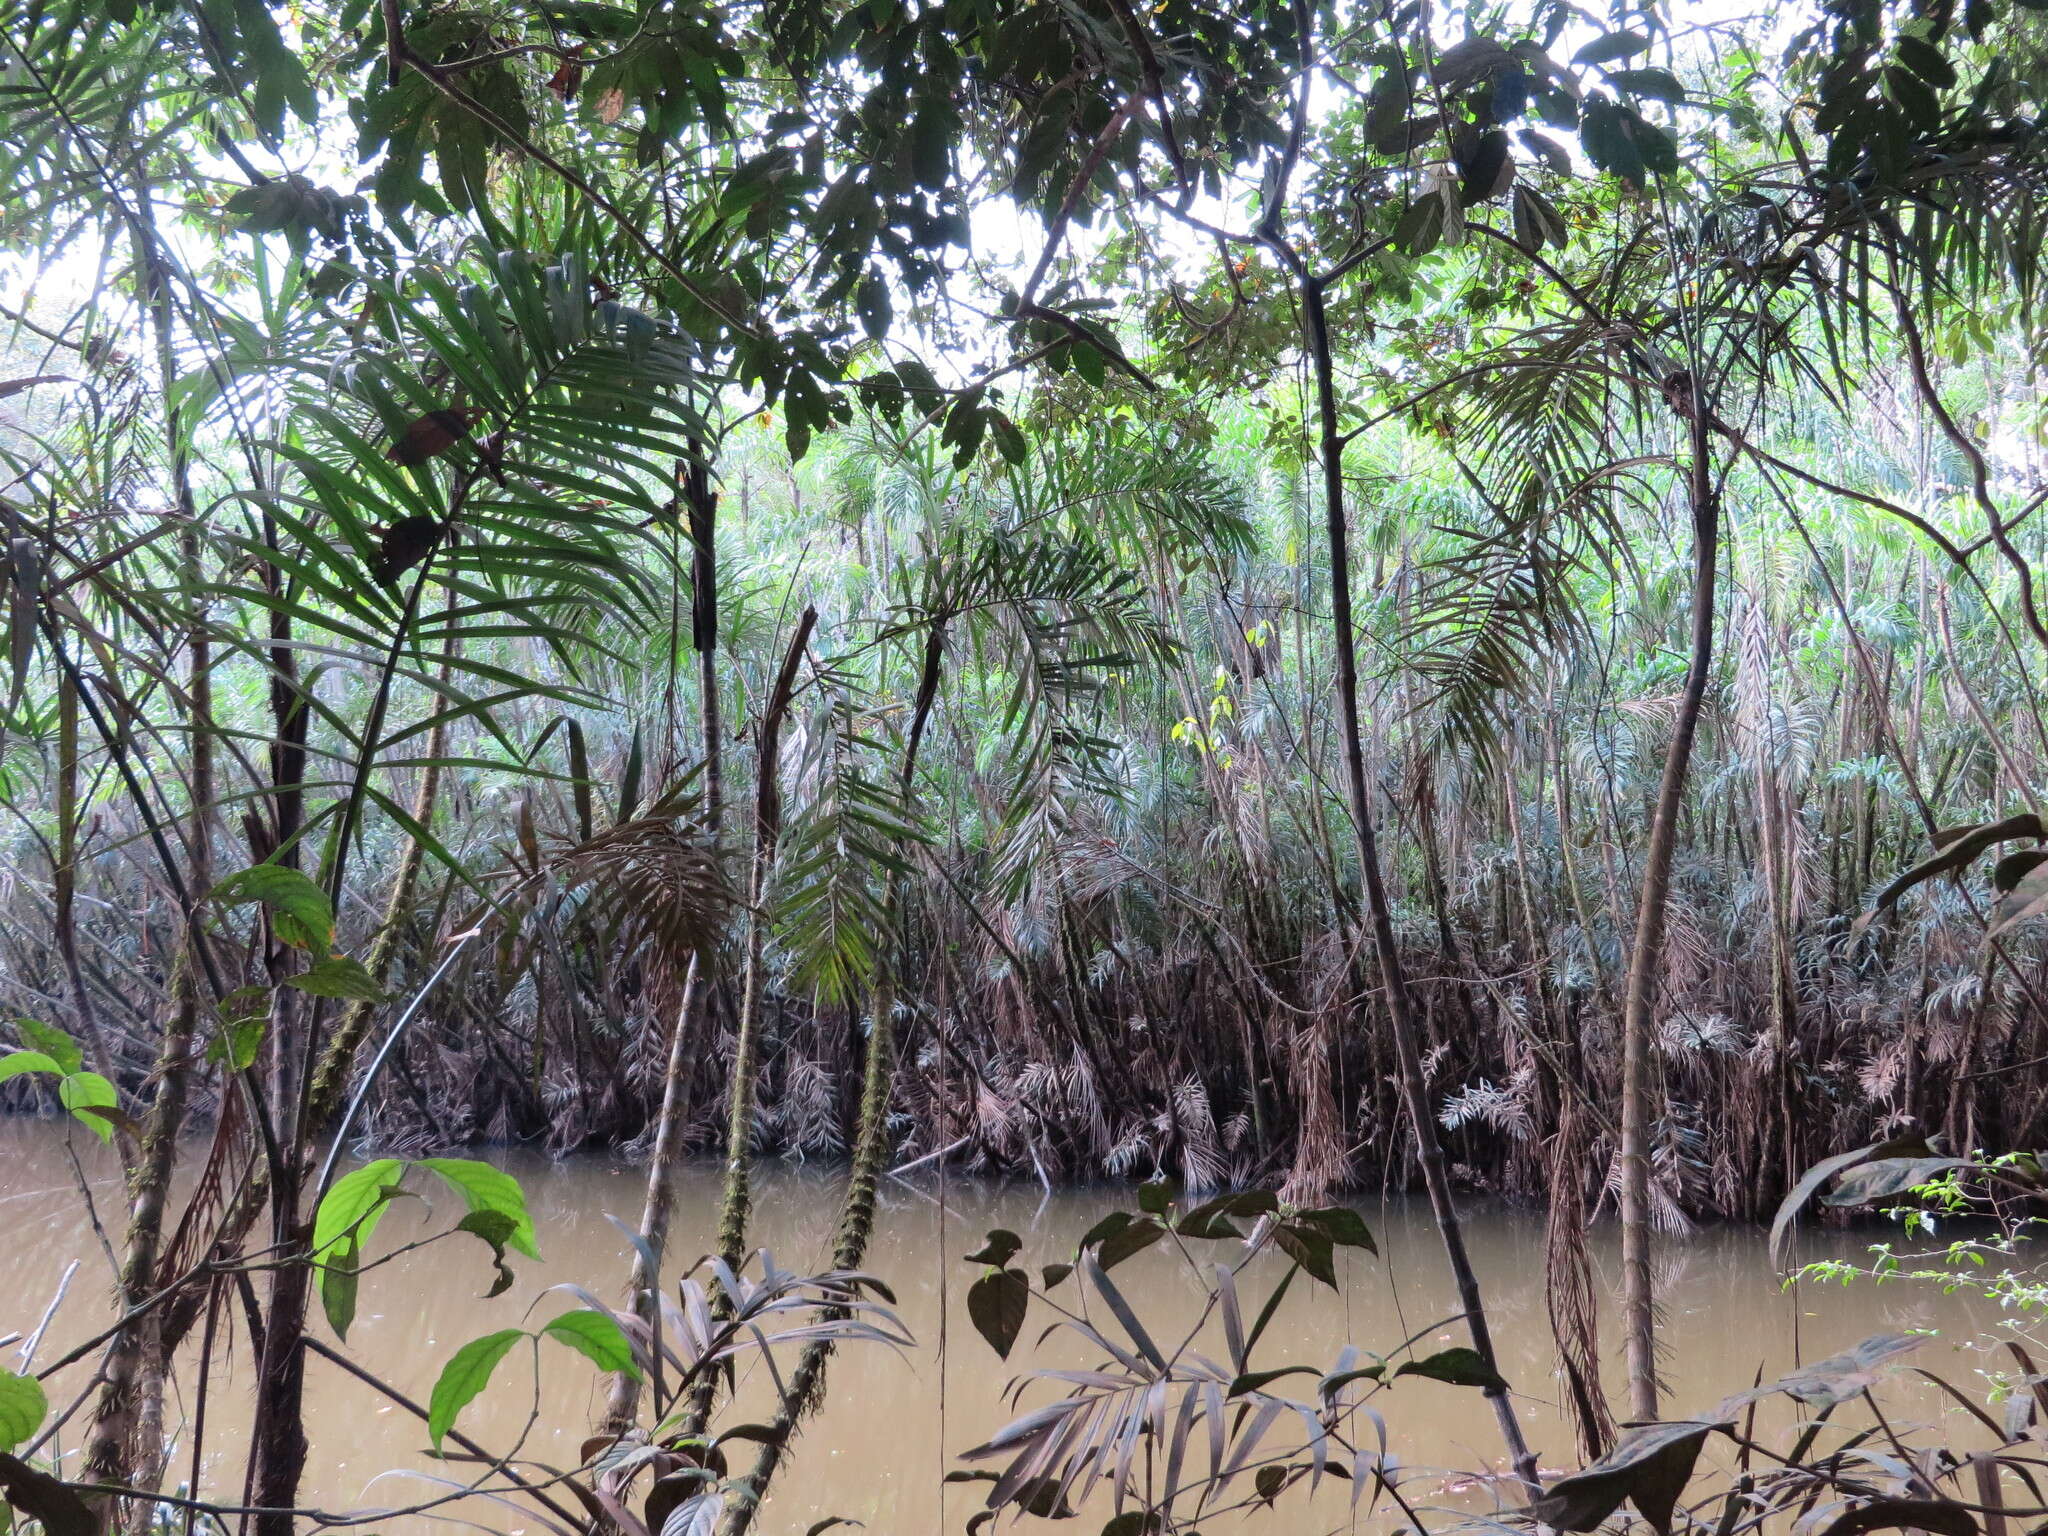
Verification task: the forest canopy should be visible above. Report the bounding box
[4,0,2048,1527]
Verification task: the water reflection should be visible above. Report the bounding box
[0,1122,2006,1532]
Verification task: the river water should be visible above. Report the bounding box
[0,1121,2017,1532]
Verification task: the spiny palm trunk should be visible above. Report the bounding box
[603,461,725,1435]
[303,709,452,1135]
[683,608,814,1438]
[719,621,944,1536]
[1618,381,1722,1421]
[1290,263,1537,1489]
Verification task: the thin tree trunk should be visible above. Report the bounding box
[1618,378,1722,1422]
[83,228,216,1528]
[715,606,815,1268]
[720,620,945,1536]
[54,670,114,1077]
[1286,261,1537,1488]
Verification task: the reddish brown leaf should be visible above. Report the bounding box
[386,407,481,466]
[370,514,445,587]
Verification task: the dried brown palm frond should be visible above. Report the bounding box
[773,1053,844,1161]
[1171,1074,1229,1193]
[552,786,734,971]
[1439,1069,1539,1142]
[1544,1097,1613,1461]
[1281,1006,1348,1204]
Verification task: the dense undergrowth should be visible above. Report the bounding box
[4,355,2044,1227]
[5,0,2048,1526]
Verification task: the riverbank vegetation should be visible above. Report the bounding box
[3,0,2048,1526]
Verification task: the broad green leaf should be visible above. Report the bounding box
[0,1450,91,1536]
[207,990,269,1072]
[1607,68,1686,104]
[1821,1157,1971,1207]
[1857,814,2045,932]
[0,1369,46,1454]
[427,1329,526,1449]
[1274,1220,1339,1288]
[213,865,335,954]
[418,1159,540,1260]
[1770,1133,1938,1266]
[540,1310,641,1379]
[1718,1333,1927,1412]
[1393,1346,1509,1391]
[321,1235,362,1340]
[1227,1365,1320,1397]
[284,955,386,1001]
[1292,1206,1377,1253]
[14,1022,80,1076]
[0,1052,62,1083]
[1521,1420,1718,1534]
[1096,1215,1167,1270]
[313,1158,407,1260]
[57,1073,118,1143]
[1178,1188,1278,1240]
[1989,857,2048,938]
[967,1269,1028,1359]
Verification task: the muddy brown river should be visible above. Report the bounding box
[0,1121,2017,1532]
